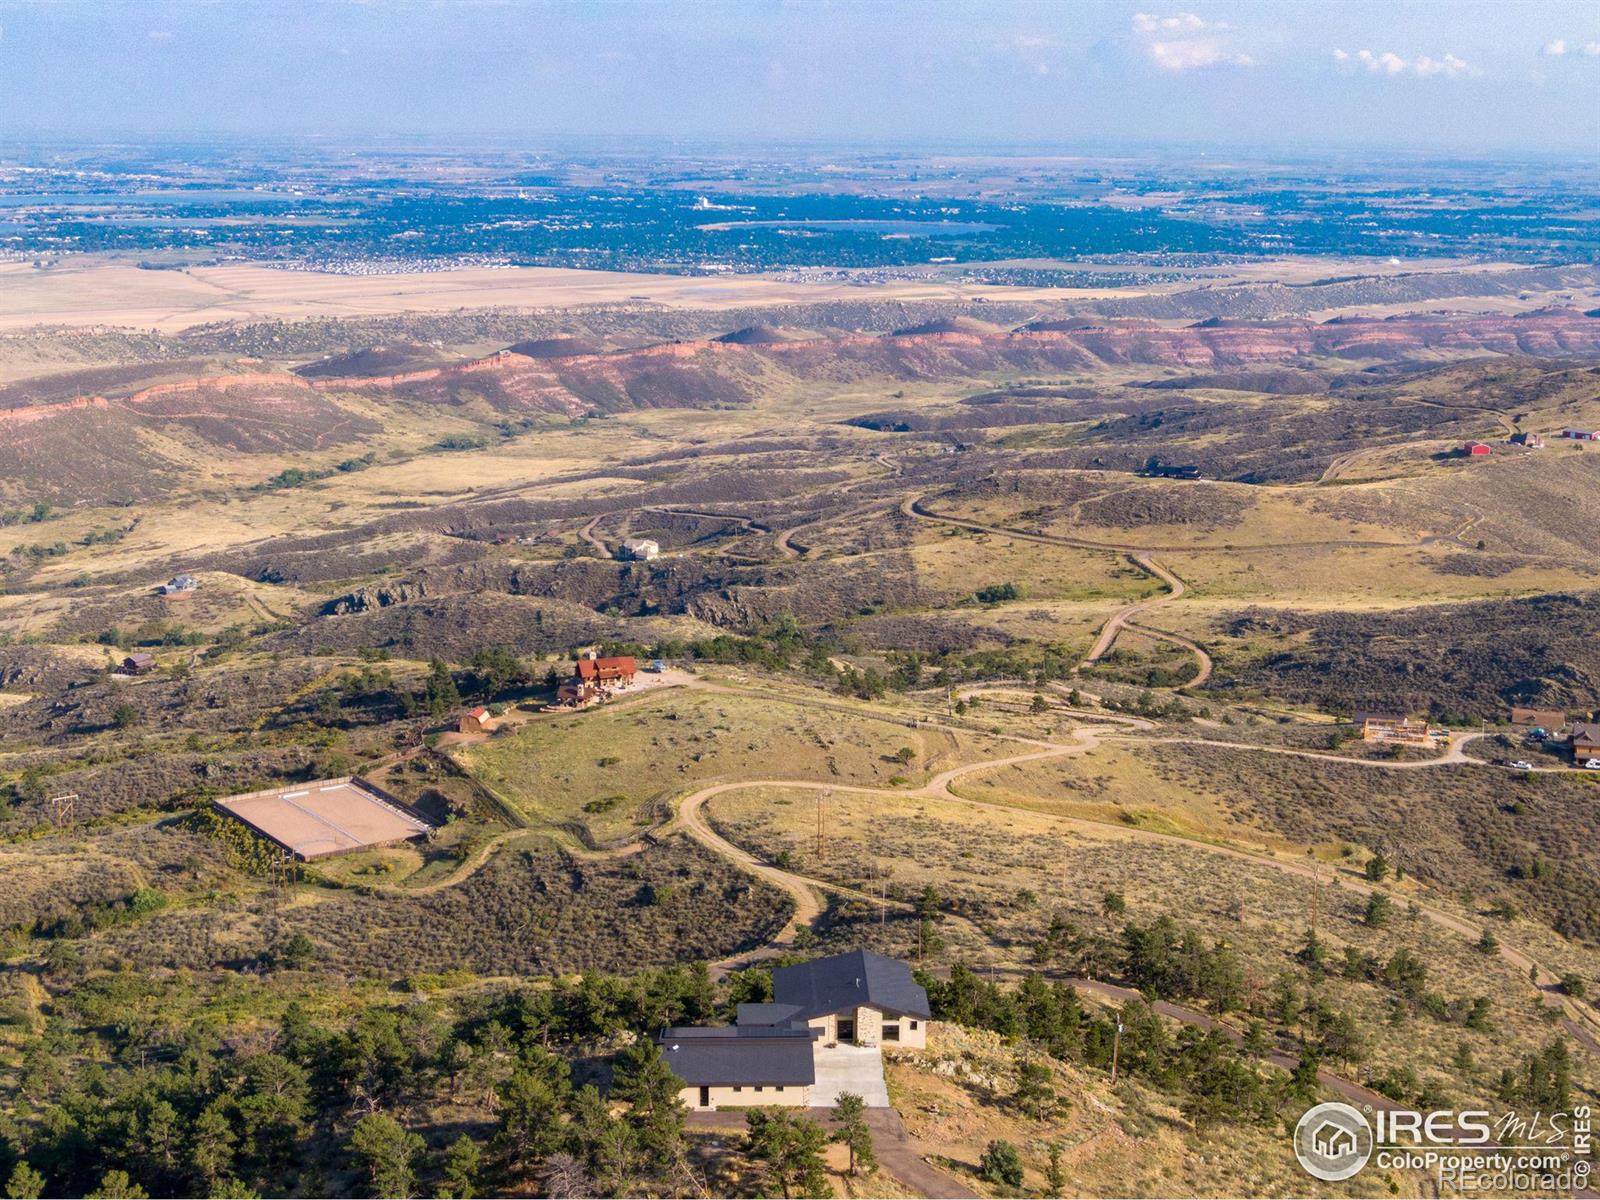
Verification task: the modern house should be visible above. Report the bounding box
[1354,710,1432,746]
[770,948,933,1049]
[659,1025,817,1110]
[660,950,932,1111]
[619,537,660,561]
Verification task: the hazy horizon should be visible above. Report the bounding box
[1,0,1597,155]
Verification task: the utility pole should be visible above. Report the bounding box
[1110,1019,1124,1086]
[815,789,828,861]
[47,793,78,826]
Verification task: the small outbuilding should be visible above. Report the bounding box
[458,706,494,734]
[1459,441,1491,457]
[121,652,157,675]
[619,537,660,561]
[160,574,199,596]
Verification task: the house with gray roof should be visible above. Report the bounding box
[659,1025,816,1111]
[659,950,932,1110]
[772,948,932,1049]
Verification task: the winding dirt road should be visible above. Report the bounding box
[577,513,611,558]
[902,492,1210,684]
[659,701,1600,1051]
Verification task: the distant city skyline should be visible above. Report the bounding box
[0,0,1596,155]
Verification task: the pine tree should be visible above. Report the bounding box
[830,1093,876,1177]
[745,1110,830,1199]
[439,1135,481,1200]
[5,1163,44,1200]
[348,1112,424,1199]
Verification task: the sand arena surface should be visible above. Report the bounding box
[214,777,432,859]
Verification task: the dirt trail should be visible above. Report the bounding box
[577,514,611,558]
[380,671,1600,1050]
[660,703,1600,1051]
[903,493,1208,684]
[668,743,1598,1182]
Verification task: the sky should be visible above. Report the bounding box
[0,0,1597,154]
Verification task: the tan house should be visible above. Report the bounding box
[660,1026,816,1111]
[661,949,932,1111]
[1354,710,1432,746]
[768,948,932,1049]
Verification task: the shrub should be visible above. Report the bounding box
[980,1140,1024,1188]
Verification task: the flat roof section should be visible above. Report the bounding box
[214,777,433,860]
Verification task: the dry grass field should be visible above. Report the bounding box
[457,685,1013,843]
[888,1025,1431,1198]
[704,783,1587,1103]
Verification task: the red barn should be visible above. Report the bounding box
[1460,441,1491,457]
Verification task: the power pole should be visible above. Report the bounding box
[815,789,828,861]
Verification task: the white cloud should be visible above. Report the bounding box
[1334,47,1471,77]
[1542,37,1600,58]
[1413,53,1469,76]
[1132,12,1209,35]
[1133,12,1252,72]
[148,29,173,42]
[1150,38,1252,71]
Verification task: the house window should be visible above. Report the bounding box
[733,1086,742,1093]
[775,1086,784,1092]
[883,1023,901,1042]
[909,1020,919,1030]
[754,1085,764,1092]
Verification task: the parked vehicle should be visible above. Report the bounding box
[1584,758,1600,770]
[1510,760,1534,771]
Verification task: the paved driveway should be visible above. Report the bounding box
[810,1042,889,1108]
